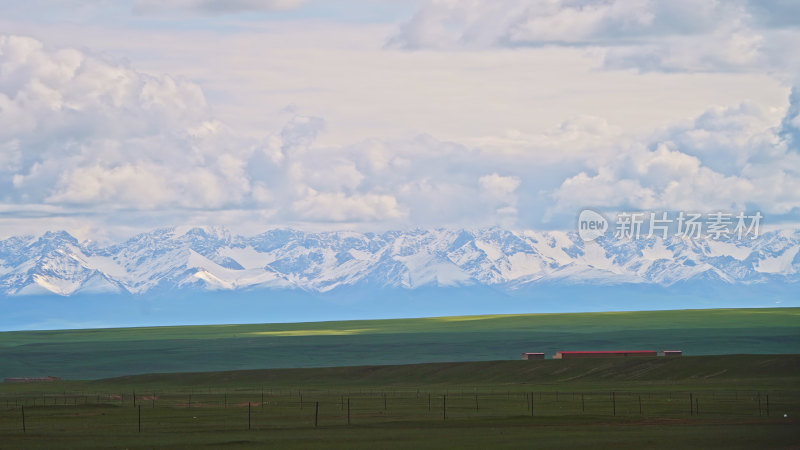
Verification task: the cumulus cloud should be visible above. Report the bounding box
[0,35,510,228]
[602,25,769,73]
[479,173,520,197]
[390,0,741,48]
[547,98,800,220]
[132,0,305,15]
[655,102,785,175]
[389,0,799,76]
[1,32,798,237]
[477,173,522,225]
[0,35,223,208]
[292,190,404,222]
[780,87,800,148]
[550,145,752,213]
[0,33,295,215]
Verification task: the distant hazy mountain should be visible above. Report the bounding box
[1,226,797,297]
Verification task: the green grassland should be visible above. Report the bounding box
[1,356,798,449]
[1,307,798,380]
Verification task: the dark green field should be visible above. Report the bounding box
[1,307,798,380]
[1,356,799,449]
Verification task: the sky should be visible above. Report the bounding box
[0,0,799,242]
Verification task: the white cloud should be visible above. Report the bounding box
[478,173,522,226]
[291,189,404,222]
[390,0,799,77]
[0,17,784,151]
[547,99,800,219]
[46,164,169,208]
[507,0,658,44]
[132,0,305,15]
[479,173,520,202]
[780,87,800,147]
[0,35,256,212]
[602,25,768,73]
[1,35,467,229]
[0,30,798,239]
[657,102,786,175]
[389,0,745,49]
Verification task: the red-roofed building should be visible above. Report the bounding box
[553,350,657,359]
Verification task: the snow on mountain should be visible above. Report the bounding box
[0,227,798,296]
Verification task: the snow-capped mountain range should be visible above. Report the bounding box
[1,227,798,297]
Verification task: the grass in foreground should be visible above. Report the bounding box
[1,355,799,449]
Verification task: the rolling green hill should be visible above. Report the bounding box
[1,307,798,380]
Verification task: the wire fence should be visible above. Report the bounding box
[1,388,795,434]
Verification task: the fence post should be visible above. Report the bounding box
[766,394,770,417]
[443,395,447,420]
[689,393,693,416]
[347,398,351,425]
[638,395,642,415]
[248,402,252,430]
[530,396,534,417]
[612,392,616,416]
[21,405,26,434]
[757,392,762,416]
[138,405,141,432]
[581,393,585,413]
[428,393,431,411]
[314,401,319,428]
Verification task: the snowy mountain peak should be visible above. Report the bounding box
[0,227,798,296]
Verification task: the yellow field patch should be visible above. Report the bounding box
[248,328,375,336]
[428,313,526,322]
